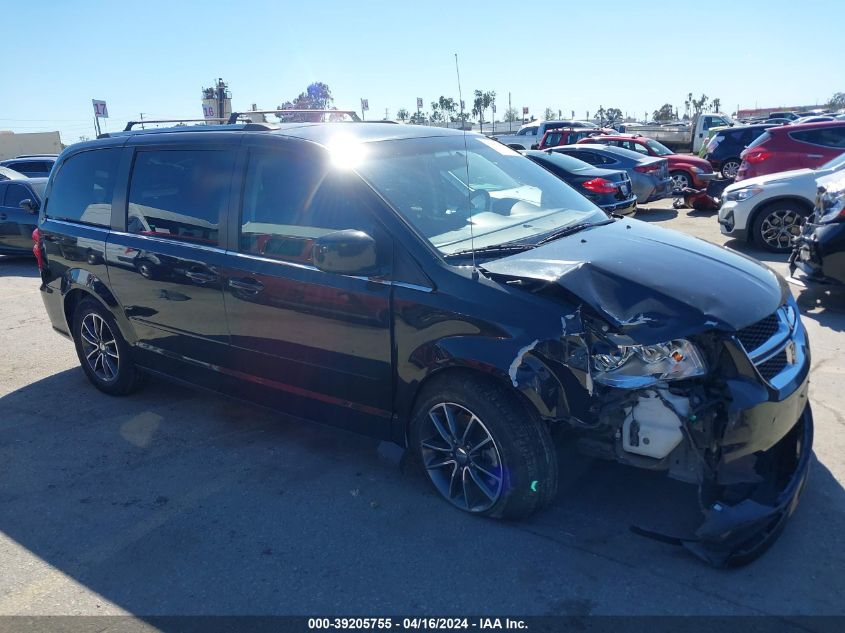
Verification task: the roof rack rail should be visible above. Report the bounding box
[122,117,243,131]
[227,109,361,124]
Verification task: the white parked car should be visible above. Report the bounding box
[718,153,845,252]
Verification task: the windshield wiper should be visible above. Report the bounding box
[535,218,614,245]
[444,243,537,261]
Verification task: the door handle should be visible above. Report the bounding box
[228,277,264,293]
[0,213,6,220]
[185,270,218,284]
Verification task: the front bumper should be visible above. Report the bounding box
[686,403,813,567]
[717,200,750,239]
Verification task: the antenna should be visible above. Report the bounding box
[455,53,478,279]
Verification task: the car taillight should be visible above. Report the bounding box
[581,177,618,194]
[634,163,661,173]
[32,228,45,271]
[744,150,772,164]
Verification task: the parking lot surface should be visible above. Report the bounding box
[1,199,844,617]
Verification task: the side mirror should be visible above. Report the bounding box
[19,199,39,214]
[312,229,378,276]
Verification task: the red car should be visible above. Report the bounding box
[737,120,845,181]
[577,134,714,190]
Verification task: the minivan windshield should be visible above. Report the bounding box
[355,135,607,256]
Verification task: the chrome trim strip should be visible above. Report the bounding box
[392,281,434,293]
[225,250,319,272]
[108,229,228,255]
[43,218,110,234]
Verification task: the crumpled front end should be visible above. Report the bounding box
[481,219,814,566]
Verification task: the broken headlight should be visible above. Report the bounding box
[592,339,707,388]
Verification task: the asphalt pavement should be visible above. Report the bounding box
[0,199,843,618]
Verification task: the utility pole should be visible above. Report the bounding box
[508,92,512,132]
[139,113,146,130]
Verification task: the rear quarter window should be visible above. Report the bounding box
[45,149,121,227]
[788,127,845,148]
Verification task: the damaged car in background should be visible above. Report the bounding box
[38,123,812,569]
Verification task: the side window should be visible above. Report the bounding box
[518,127,538,137]
[574,151,601,165]
[20,161,48,174]
[239,150,379,265]
[631,143,650,155]
[3,184,31,208]
[127,149,234,246]
[789,128,845,148]
[544,133,562,146]
[45,149,121,227]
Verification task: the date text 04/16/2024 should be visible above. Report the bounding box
[307,618,528,630]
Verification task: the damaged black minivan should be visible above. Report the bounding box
[37,121,812,566]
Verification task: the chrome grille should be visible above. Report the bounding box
[734,304,802,387]
[736,313,780,353]
[757,350,788,380]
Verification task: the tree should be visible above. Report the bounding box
[409,111,426,125]
[691,93,709,117]
[504,107,519,123]
[277,82,334,121]
[653,103,674,122]
[605,107,623,124]
[711,97,721,113]
[471,89,496,133]
[828,92,845,111]
[429,101,443,124]
[396,108,409,122]
[437,96,458,122]
[543,107,556,120]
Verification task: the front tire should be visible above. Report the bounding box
[670,170,692,191]
[752,201,809,253]
[410,373,558,519]
[73,298,143,395]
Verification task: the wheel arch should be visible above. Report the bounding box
[747,196,813,242]
[397,353,576,447]
[61,272,135,344]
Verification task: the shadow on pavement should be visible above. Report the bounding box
[1,369,844,615]
[633,207,678,222]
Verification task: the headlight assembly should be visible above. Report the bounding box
[724,186,763,202]
[592,339,707,388]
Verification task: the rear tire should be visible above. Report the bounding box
[751,201,809,253]
[410,373,558,519]
[72,298,143,396]
[721,159,741,179]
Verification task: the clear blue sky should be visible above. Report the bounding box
[4,0,842,143]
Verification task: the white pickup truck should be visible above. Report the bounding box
[621,113,735,153]
[491,120,597,150]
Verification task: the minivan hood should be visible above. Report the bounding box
[481,219,786,344]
